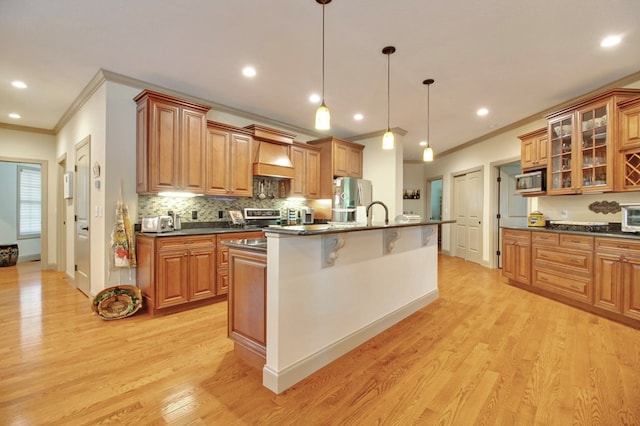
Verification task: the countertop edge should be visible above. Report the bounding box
[264,220,455,236]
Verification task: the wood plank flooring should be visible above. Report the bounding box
[1,255,639,425]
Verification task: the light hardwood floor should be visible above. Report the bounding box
[1,255,639,425]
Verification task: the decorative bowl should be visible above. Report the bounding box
[92,285,142,320]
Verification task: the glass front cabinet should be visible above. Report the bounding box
[546,89,640,195]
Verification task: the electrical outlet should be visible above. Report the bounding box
[192,210,197,220]
[561,210,568,219]
[218,210,223,219]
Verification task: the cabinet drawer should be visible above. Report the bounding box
[559,234,593,250]
[595,237,640,256]
[533,246,593,275]
[532,232,558,246]
[156,235,216,250]
[533,268,591,302]
[503,229,531,243]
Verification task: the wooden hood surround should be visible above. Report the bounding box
[246,124,296,179]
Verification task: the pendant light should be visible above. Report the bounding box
[382,46,396,150]
[422,78,435,162]
[315,0,331,130]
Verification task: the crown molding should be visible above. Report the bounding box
[0,122,55,135]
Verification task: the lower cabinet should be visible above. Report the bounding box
[216,231,264,295]
[595,237,640,320]
[531,232,593,303]
[227,246,267,367]
[503,228,640,328]
[502,229,531,285]
[136,234,217,315]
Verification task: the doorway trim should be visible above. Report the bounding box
[57,153,67,273]
[489,156,523,269]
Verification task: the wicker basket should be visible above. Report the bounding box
[92,285,142,320]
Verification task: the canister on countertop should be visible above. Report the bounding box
[527,211,546,227]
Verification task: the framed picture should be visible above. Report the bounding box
[228,210,245,225]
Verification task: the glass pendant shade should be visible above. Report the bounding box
[382,129,395,150]
[423,145,433,162]
[315,102,330,130]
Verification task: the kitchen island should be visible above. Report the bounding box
[231,220,453,394]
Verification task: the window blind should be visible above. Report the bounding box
[18,165,41,239]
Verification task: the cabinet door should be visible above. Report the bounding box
[150,100,181,192]
[594,253,623,313]
[577,100,612,192]
[180,108,207,193]
[623,257,640,321]
[521,138,537,170]
[136,103,149,193]
[189,247,216,301]
[305,148,321,198]
[205,126,230,195]
[333,143,350,177]
[347,145,363,178]
[289,144,306,197]
[501,230,531,285]
[619,101,640,150]
[157,249,190,308]
[228,133,253,196]
[547,114,575,194]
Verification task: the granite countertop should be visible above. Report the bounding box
[264,220,455,236]
[501,224,640,240]
[221,238,267,251]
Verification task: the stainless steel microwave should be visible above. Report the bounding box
[515,170,545,194]
[621,203,640,233]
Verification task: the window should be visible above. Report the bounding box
[18,165,41,239]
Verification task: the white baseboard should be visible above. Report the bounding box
[262,288,440,394]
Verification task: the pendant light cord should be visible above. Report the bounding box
[427,82,430,145]
[321,2,325,101]
[386,52,390,130]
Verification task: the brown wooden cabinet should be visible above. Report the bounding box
[307,136,365,199]
[531,232,594,303]
[135,90,210,194]
[595,237,640,320]
[289,142,321,199]
[519,128,548,171]
[205,121,253,197]
[227,246,267,366]
[545,89,640,195]
[501,229,531,285]
[216,231,264,295]
[616,97,640,191]
[136,234,217,315]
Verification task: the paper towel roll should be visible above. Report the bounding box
[356,206,367,224]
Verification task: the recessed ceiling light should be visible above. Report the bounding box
[309,94,320,103]
[12,81,27,89]
[242,66,256,77]
[9,113,21,119]
[600,35,621,48]
[419,141,427,146]
[353,113,363,121]
[477,108,489,116]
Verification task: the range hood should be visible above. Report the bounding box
[246,124,296,179]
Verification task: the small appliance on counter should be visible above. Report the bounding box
[243,208,282,227]
[300,207,314,224]
[621,203,640,232]
[141,216,173,233]
[527,211,546,227]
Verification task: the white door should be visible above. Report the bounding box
[453,169,484,265]
[75,138,91,296]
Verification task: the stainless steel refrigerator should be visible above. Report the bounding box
[332,177,372,223]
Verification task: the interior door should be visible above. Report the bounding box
[453,169,484,265]
[75,138,91,296]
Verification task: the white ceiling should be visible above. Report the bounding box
[1,0,640,161]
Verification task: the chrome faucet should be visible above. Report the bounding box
[366,201,389,226]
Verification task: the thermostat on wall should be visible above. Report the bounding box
[64,171,73,199]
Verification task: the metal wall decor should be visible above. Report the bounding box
[588,200,621,214]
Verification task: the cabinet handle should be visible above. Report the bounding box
[184,252,188,256]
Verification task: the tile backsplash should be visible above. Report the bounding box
[137,178,313,223]
[535,192,639,223]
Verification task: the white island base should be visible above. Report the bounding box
[263,224,440,394]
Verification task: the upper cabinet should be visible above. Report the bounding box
[288,142,321,199]
[545,89,640,195]
[205,121,253,197]
[307,137,365,199]
[616,97,640,191]
[519,128,548,171]
[135,90,210,194]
